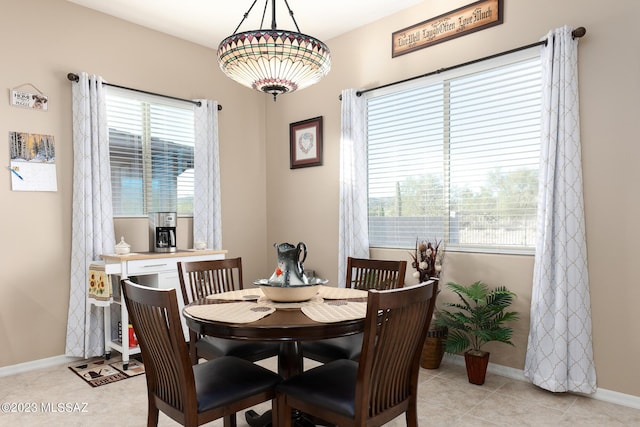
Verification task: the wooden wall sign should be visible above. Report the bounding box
[9,83,48,111]
[392,0,503,57]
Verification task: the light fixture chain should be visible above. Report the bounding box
[283,0,301,33]
[270,0,276,30]
[232,0,259,34]
[261,0,269,30]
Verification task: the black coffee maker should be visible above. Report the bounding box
[149,212,177,252]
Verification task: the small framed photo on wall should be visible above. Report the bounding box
[290,116,323,169]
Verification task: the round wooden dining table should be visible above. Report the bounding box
[182,296,366,378]
[182,293,367,427]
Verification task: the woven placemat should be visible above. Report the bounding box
[301,301,368,323]
[184,302,275,323]
[206,288,264,301]
[257,295,324,309]
[317,285,368,300]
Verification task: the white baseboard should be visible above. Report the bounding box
[591,388,640,410]
[443,354,640,410]
[0,355,81,378]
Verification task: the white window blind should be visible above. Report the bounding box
[106,87,195,217]
[367,55,541,252]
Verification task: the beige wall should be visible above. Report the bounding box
[0,0,270,366]
[2,0,640,400]
[265,0,640,398]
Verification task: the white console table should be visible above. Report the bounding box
[100,249,226,368]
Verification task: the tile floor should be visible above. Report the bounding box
[1,356,639,426]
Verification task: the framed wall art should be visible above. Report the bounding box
[8,131,57,191]
[290,116,323,169]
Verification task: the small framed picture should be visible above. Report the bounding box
[290,116,323,169]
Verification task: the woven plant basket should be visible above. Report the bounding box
[420,324,447,369]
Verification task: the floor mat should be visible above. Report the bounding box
[69,357,144,387]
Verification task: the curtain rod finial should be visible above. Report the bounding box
[67,73,79,82]
[572,27,586,39]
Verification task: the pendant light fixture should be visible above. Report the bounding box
[217,0,331,101]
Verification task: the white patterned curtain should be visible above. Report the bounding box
[524,26,596,393]
[338,89,369,287]
[66,72,116,358]
[193,100,222,250]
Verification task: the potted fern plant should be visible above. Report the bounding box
[435,281,519,385]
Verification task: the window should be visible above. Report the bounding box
[367,53,541,252]
[106,87,195,217]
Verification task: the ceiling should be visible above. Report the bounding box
[66,0,424,49]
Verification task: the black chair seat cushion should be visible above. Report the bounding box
[194,356,281,412]
[276,359,358,418]
[196,336,279,361]
[301,334,363,362]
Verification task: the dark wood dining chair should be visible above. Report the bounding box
[301,257,407,363]
[120,279,281,427]
[178,258,279,364]
[345,257,407,291]
[277,281,436,427]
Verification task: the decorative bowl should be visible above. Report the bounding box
[115,247,130,255]
[115,236,131,255]
[254,278,328,302]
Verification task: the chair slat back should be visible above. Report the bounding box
[178,258,243,304]
[346,257,407,290]
[121,279,196,415]
[356,281,436,424]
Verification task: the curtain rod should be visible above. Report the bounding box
[66,73,223,111]
[353,26,586,98]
